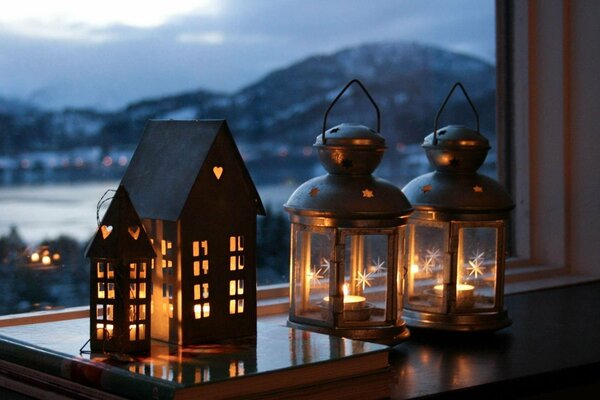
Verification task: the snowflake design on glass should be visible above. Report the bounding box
[320,258,331,274]
[307,266,325,287]
[369,257,386,274]
[422,248,441,274]
[355,270,373,291]
[467,250,486,278]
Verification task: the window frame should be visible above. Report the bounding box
[497,0,599,289]
[4,2,599,328]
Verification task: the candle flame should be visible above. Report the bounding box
[343,283,349,296]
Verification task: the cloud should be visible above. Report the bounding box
[0,0,221,41]
[0,0,495,110]
[177,32,225,45]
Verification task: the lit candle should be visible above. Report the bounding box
[434,283,475,308]
[343,283,366,311]
[324,284,366,309]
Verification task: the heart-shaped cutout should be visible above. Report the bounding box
[101,225,113,239]
[128,225,140,240]
[213,166,223,180]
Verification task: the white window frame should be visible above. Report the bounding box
[498,0,600,290]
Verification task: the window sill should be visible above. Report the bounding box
[504,261,600,294]
[1,269,598,327]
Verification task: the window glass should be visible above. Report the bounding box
[0,1,495,314]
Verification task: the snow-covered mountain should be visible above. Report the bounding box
[0,41,495,185]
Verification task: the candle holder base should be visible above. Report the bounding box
[287,319,410,345]
[318,302,374,322]
[402,308,511,331]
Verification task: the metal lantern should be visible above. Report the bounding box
[285,80,412,344]
[402,82,515,331]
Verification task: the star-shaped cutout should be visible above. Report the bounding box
[362,189,374,198]
[309,187,320,197]
[355,270,373,290]
[422,184,433,193]
[473,185,483,193]
[331,151,344,164]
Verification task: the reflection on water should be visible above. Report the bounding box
[0,182,296,242]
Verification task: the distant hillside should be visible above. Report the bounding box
[0,41,495,185]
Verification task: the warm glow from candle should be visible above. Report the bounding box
[42,255,51,265]
[434,283,475,292]
[31,252,40,262]
[323,283,366,305]
[411,264,419,274]
[323,283,367,307]
[342,283,366,304]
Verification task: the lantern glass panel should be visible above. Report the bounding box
[456,226,497,310]
[291,224,333,323]
[343,233,388,323]
[405,222,448,313]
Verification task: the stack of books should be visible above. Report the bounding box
[0,317,392,399]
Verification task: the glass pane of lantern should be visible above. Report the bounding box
[456,226,498,310]
[343,234,388,323]
[405,222,448,313]
[292,224,332,323]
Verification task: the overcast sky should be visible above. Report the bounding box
[0,0,495,110]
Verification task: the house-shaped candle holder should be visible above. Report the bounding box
[86,185,156,354]
[121,120,265,345]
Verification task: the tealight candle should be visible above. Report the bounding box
[434,283,475,308]
[322,284,370,321]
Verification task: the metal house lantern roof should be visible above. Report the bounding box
[85,185,156,259]
[121,119,265,222]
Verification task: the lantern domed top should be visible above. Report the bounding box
[422,124,490,173]
[403,82,514,215]
[315,123,386,175]
[285,79,411,225]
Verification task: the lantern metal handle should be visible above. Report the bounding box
[322,79,381,144]
[433,82,480,145]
